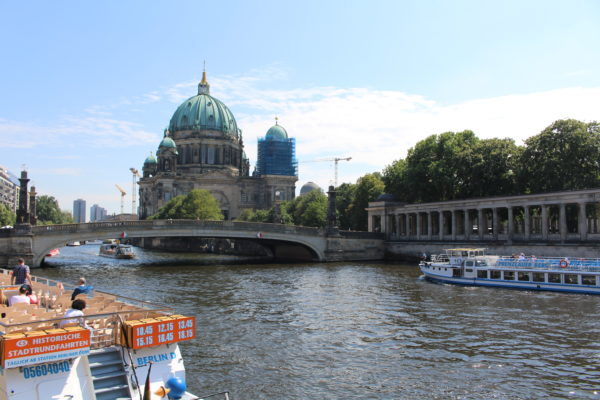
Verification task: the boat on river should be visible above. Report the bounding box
[0,269,227,399]
[419,248,600,295]
[99,243,136,259]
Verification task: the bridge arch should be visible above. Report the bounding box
[31,220,327,267]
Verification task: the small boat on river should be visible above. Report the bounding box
[419,248,600,295]
[45,248,60,257]
[99,243,136,259]
[0,269,227,399]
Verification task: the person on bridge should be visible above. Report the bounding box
[8,285,31,306]
[10,258,31,286]
[71,277,94,300]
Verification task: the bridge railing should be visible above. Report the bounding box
[31,219,326,236]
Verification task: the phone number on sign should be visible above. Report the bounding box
[21,361,71,379]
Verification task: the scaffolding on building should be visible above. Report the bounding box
[256,137,298,176]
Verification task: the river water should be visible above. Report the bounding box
[37,244,600,399]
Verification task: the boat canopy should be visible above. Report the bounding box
[445,248,486,258]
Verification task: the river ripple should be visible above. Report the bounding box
[38,244,600,399]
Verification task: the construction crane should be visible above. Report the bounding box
[302,156,352,187]
[129,168,140,216]
[115,184,126,215]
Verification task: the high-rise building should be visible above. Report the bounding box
[0,166,19,212]
[73,199,86,223]
[90,204,107,222]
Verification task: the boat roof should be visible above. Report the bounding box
[445,248,487,252]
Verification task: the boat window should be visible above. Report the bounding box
[453,269,462,277]
[532,272,545,282]
[582,275,596,286]
[465,268,473,273]
[490,270,501,279]
[564,274,578,284]
[465,261,474,267]
[548,273,560,283]
[475,260,487,267]
[503,271,515,280]
[477,270,487,279]
[518,272,530,281]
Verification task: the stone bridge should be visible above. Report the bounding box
[0,220,384,267]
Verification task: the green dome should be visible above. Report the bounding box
[144,154,157,165]
[159,136,177,149]
[266,123,288,140]
[168,72,239,136]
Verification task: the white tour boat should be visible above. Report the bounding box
[99,243,136,259]
[0,269,228,400]
[419,248,600,295]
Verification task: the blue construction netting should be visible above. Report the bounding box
[256,137,298,176]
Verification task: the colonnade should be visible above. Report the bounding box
[367,189,600,243]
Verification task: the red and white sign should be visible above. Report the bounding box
[2,330,91,368]
[130,317,196,349]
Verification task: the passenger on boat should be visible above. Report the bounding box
[60,299,90,329]
[71,277,94,300]
[518,253,525,260]
[8,285,31,306]
[10,258,31,285]
[24,284,38,304]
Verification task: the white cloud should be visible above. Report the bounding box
[0,116,159,149]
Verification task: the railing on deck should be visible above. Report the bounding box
[0,269,172,349]
[494,257,600,272]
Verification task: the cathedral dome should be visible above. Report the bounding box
[168,71,239,136]
[300,181,321,196]
[144,153,157,165]
[159,136,177,149]
[265,121,288,140]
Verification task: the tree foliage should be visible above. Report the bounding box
[518,119,600,193]
[0,204,15,226]
[151,189,224,220]
[36,195,73,225]
[335,182,356,230]
[236,190,327,228]
[346,173,384,231]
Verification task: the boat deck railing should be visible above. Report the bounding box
[0,269,172,348]
[495,257,600,272]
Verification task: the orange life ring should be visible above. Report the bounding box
[559,259,569,268]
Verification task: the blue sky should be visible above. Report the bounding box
[1,0,599,217]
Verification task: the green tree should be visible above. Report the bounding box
[36,195,72,225]
[518,119,600,193]
[291,190,327,227]
[382,159,407,201]
[347,173,384,231]
[0,204,16,226]
[152,189,223,220]
[468,138,520,198]
[335,182,356,230]
[403,130,478,202]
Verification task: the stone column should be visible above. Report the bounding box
[16,171,30,225]
[524,205,530,240]
[396,215,401,237]
[405,213,410,238]
[507,206,514,242]
[477,209,484,240]
[464,209,471,240]
[427,212,432,240]
[451,210,457,240]
[492,207,499,240]
[579,202,588,241]
[439,211,444,240]
[414,213,420,239]
[541,205,548,240]
[29,186,37,226]
[559,203,567,242]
